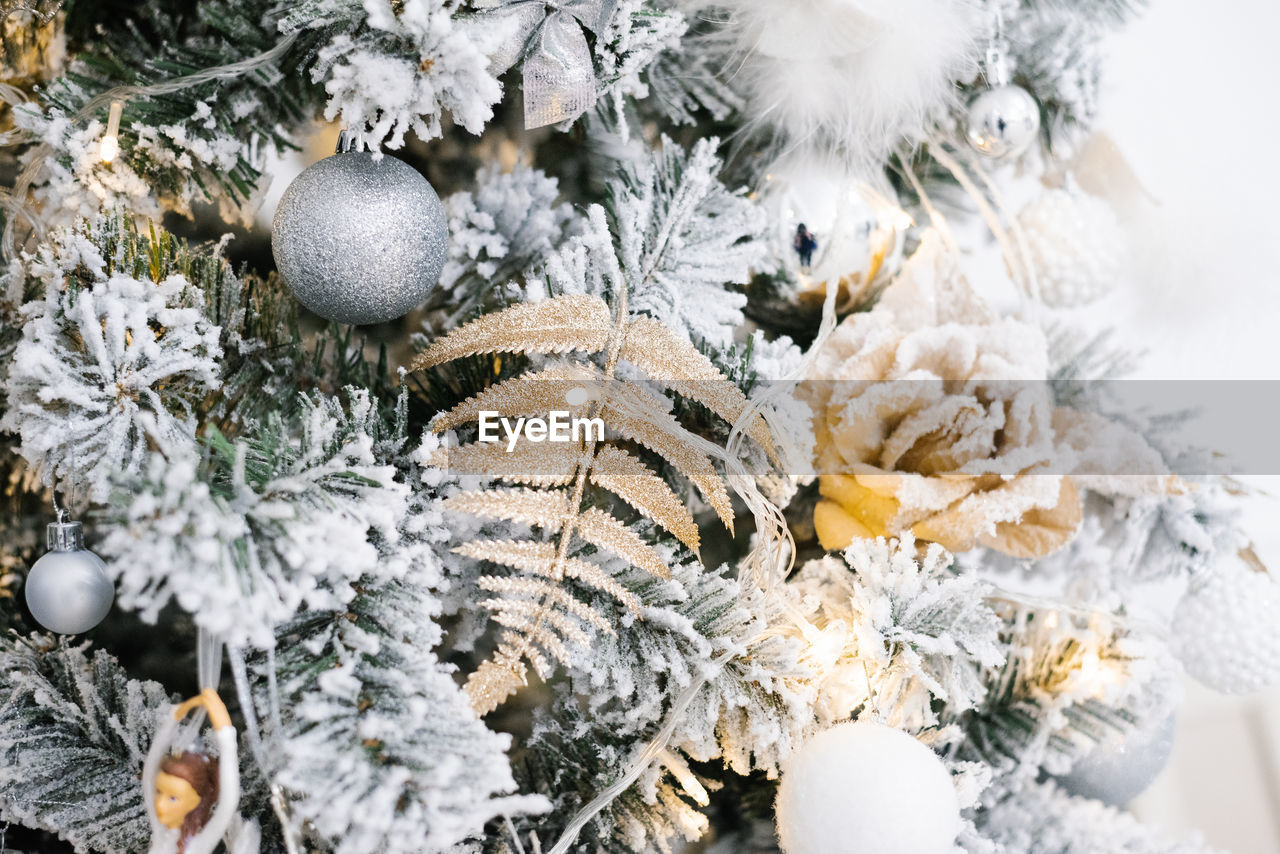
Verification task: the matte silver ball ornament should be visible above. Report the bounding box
[965,84,1041,160]
[271,148,447,325]
[24,519,114,634]
[1056,715,1176,806]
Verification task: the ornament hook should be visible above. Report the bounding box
[50,486,63,523]
[335,127,366,154]
[984,7,1012,87]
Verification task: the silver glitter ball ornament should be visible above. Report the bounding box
[1056,715,1176,807]
[25,520,114,634]
[965,84,1041,160]
[272,150,447,325]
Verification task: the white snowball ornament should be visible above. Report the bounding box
[1017,187,1126,308]
[271,134,447,325]
[1173,554,1280,694]
[775,721,960,854]
[1056,715,1176,807]
[24,518,114,634]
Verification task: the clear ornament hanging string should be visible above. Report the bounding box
[894,138,1042,306]
[226,646,302,854]
[927,139,1042,303]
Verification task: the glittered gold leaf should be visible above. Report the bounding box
[412,288,786,716]
[428,440,581,487]
[412,294,612,371]
[487,600,588,663]
[431,364,596,433]
[590,444,701,553]
[444,488,571,528]
[454,539,643,613]
[464,655,527,716]
[476,575,611,631]
[576,507,672,579]
[448,490,672,579]
[599,381,734,532]
[619,315,777,460]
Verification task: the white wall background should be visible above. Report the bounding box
[1096,1,1280,850]
[1096,0,1280,383]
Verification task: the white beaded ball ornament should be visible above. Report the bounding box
[1173,556,1280,694]
[775,721,960,854]
[1017,188,1126,308]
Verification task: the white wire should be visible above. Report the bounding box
[545,651,735,854]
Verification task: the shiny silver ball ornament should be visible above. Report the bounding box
[272,147,447,325]
[24,519,114,634]
[965,84,1041,159]
[1056,715,1176,806]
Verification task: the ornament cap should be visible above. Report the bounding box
[984,41,1012,87]
[336,128,366,154]
[47,519,84,552]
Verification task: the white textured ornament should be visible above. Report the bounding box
[776,721,960,854]
[25,519,114,634]
[272,149,447,325]
[965,84,1040,160]
[1056,715,1176,806]
[1173,556,1280,694]
[1017,188,1125,308]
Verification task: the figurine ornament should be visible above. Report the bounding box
[144,688,240,854]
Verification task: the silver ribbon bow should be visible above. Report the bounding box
[474,0,616,129]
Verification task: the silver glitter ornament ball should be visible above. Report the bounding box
[1056,715,1176,807]
[965,84,1041,160]
[25,520,114,634]
[272,150,447,325]
[1173,556,1280,694]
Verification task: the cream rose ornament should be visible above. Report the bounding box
[805,233,1083,558]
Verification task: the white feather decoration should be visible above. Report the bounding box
[693,0,982,170]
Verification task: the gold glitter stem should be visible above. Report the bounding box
[550,276,630,580]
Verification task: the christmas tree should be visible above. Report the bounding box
[0,0,1273,852]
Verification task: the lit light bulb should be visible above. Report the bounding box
[99,136,119,163]
[100,100,124,163]
[1078,648,1101,685]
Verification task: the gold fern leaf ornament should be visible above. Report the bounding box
[413,291,780,716]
